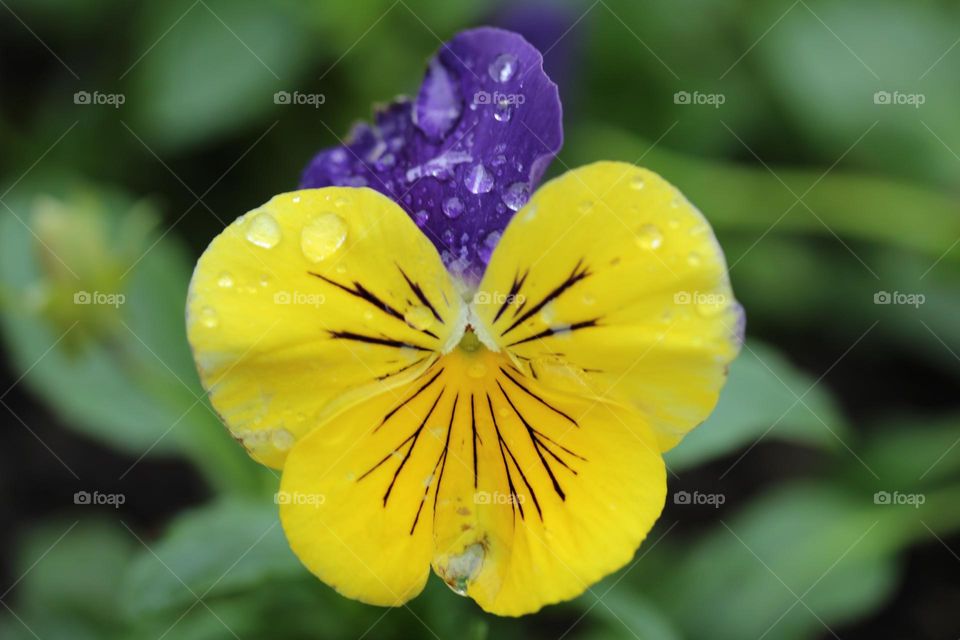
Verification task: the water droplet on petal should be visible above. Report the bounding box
[493,102,512,122]
[414,210,430,227]
[246,211,281,249]
[271,428,295,451]
[578,200,593,214]
[488,53,518,82]
[464,164,494,194]
[335,195,350,208]
[696,294,727,317]
[635,224,663,250]
[405,305,434,331]
[217,271,234,288]
[199,306,219,328]
[443,197,464,219]
[440,543,485,596]
[630,175,646,190]
[300,213,347,262]
[687,251,702,267]
[502,182,529,212]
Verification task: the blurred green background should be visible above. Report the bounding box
[2,0,959,638]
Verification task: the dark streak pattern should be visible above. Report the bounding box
[499,259,591,336]
[329,330,431,351]
[398,265,444,324]
[487,394,538,520]
[499,366,579,427]
[493,269,528,323]
[411,394,458,534]
[375,367,443,432]
[506,318,600,348]
[310,271,439,339]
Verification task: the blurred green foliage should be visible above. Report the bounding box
[1,0,959,638]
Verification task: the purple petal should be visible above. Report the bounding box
[300,27,563,285]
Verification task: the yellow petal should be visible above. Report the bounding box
[473,162,743,451]
[186,188,464,468]
[279,343,666,615]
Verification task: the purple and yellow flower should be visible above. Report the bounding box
[186,28,743,616]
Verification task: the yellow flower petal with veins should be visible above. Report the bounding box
[187,161,742,616]
[186,187,464,468]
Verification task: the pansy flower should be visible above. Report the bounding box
[187,28,743,616]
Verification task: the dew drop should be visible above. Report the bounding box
[199,306,219,328]
[493,101,512,122]
[578,200,593,214]
[300,213,347,262]
[245,211,281,249]
[635,223,663,250]
[440,543,485,596]
[687,251,702,267]
[464,163,494,194]
[502,182,529,212]
[443,196,464,219]
[334,195,350,207]
[271,428,295,451]
[696,294,727,318]
[414,210,430,227]
[488,53,518,82]
[217,271,234,288]
[630,175,646,190]
[405,305,434,331]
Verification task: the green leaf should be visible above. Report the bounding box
[653,484,904,640]
[666,339,848,470]
[129,0,314,151]
[0,519,136,640]
[121,499,302,616]
[565,125,960,264]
